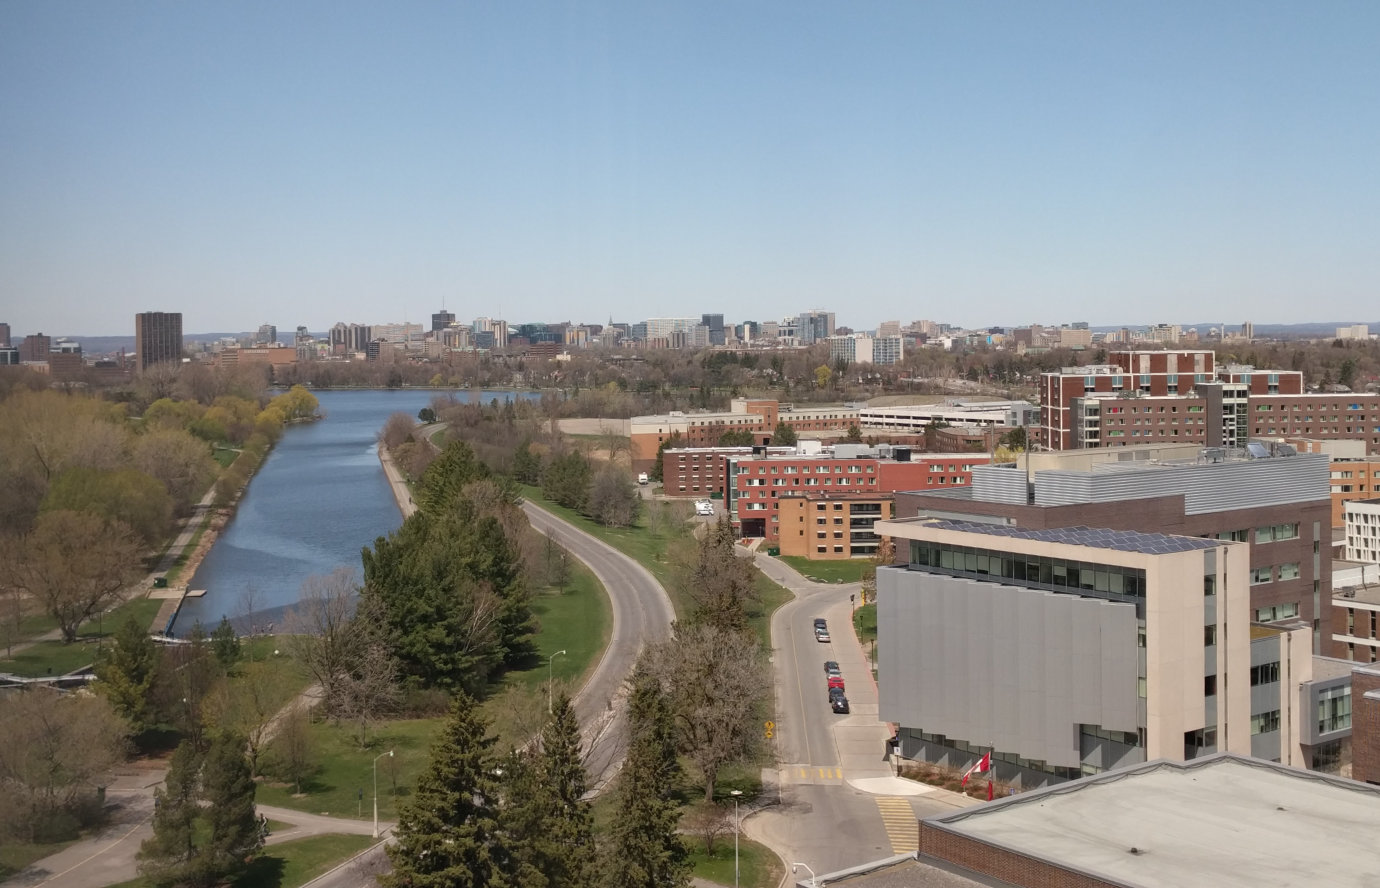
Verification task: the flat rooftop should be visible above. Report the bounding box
[923,755,1380,888]
[922,519,1220,555]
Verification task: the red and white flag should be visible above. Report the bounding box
[961,752,991,787]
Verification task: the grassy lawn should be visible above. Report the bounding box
[853,601,877,645]
[0,838,79,882]
[688,836,783,888]
[0,597,166,677]
[254,717,445,823]
[212,445,240,468]
[106,833,379,888]
[501,560,611,696]
[780,555,871,584]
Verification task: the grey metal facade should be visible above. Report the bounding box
[878,565,1139,769]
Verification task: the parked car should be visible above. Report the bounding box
[814,618,828,631]
[827,674,845,692]
[829,687,850,714]
[815,628,831,643]
[638,472,649,485]
[694,500,714,516]
[823,660,841,677]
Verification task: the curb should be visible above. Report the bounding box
[297,836,390,888]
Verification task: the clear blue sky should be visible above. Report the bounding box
[2,1,1377,337]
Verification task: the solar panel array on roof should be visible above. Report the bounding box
[927,520,1220,555]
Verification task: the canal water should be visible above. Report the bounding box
[177,389,531,633]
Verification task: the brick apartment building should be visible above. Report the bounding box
[1039,349,1380,453]
[732,445,988,542]
[776,493,893,559]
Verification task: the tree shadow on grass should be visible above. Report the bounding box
[230,854,285,887]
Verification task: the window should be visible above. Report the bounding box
[1256,602,1300,622]
[1250,567,1273,585]
[1257,523,1299,543]
[1251,662,1280,686]
[1278,562,1300,581]
[1217,529,1249,542]
[1251,710,1281,735]
[1318,687,1352,733]
[1204,675,1217,697]
[1204,575,1216,597]
[1204,625,1217,646]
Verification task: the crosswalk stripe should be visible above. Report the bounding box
[875,797,918,853]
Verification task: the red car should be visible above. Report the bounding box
[827,674,845,693]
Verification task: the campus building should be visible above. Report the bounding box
[874,517,1350,787]
[1038,349,1380,453]
[732,445,988,542]
[776,493,893,559]
[894,443,1336,656]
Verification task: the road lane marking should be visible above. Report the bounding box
[875,797,918,853]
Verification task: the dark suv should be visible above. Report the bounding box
[829,687,850,714]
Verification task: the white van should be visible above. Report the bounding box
[695,500,714,516]
[637,472,649,485]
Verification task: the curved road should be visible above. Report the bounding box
[521,502,677,790]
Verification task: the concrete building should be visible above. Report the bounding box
[894,444,1334,655]
[329,322,372,354]
[1336,323,1370,340]
[431,309,455,332]
[0,322,9,348]
[17,333,51,364]
[874,517,1344,787]
[134,312,182,372]
[899,755,1380,888]
[829,334,905,366]
[858,400,1036,433]
[700,313,725,346]
[254,323,277,345]
[1343,499,1380,564]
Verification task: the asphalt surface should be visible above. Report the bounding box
[747,554,977,879]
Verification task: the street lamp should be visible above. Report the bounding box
[792,862,818,887]
[730,789,743,888]
[373,749,393,838]
[547,649,567,714]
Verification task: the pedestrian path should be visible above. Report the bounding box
[874,797,919,854]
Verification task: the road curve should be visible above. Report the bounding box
[521,501,677,790]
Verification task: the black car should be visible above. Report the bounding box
[814,618,828,632]
[823,660,841,678]
[829,687,850,714]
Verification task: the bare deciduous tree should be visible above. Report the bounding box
[0,687,130,842]
[648,623,766,801]
[587,464,640,528]
[284,568,360,712]
[379,411,416,451]
[5,511,143,643]
[268,706,315,795]
[203,660,294,777]
[682,800,733,854]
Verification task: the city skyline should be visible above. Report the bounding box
[3,3,1378,334]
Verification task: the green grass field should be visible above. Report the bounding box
[0,838,79,882]
[0,596,165,677]
[853,601,877,645]
[502,560,611,696]
[688,836,783,888]
[105,833,379,888]
[254,717,445,823]
[780,555,872,584]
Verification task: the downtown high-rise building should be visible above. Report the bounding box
[134,312,183,371]
[432,309,455,332]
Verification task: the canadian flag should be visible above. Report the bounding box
[960,752,991,787]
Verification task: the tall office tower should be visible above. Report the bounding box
[798,310,835,344]
[255,323,278,345]
[18,333,51,363]
[135,312,184,372]
[701,313,725,346]
[0,322,10,347]
[877,320,900,338]
[432,309,455,332]
[1242,321,1255,341]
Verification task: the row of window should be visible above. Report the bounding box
[1256,602,1300,622]
[1250,710,1281,735]
[907,541,1148,598]
[1251,563,1301,584]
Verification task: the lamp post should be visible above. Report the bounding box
[730,789,743,888]
[373,749,393,838]
[547,649,567,714]
[792,862,818,887]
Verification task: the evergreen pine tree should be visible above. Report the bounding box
[94,615,161,735]
[137,741,205,887]
[200,730,263,879]
[505,695,597,887]
[601,667,689,888]
[210,617,241,673]
[384,695,513,888]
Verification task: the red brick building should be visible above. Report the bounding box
[1354,665,1380,785]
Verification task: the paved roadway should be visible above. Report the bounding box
[746,554,977,879]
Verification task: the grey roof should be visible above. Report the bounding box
[926,520,1220,555]
[921,754,1380,888]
